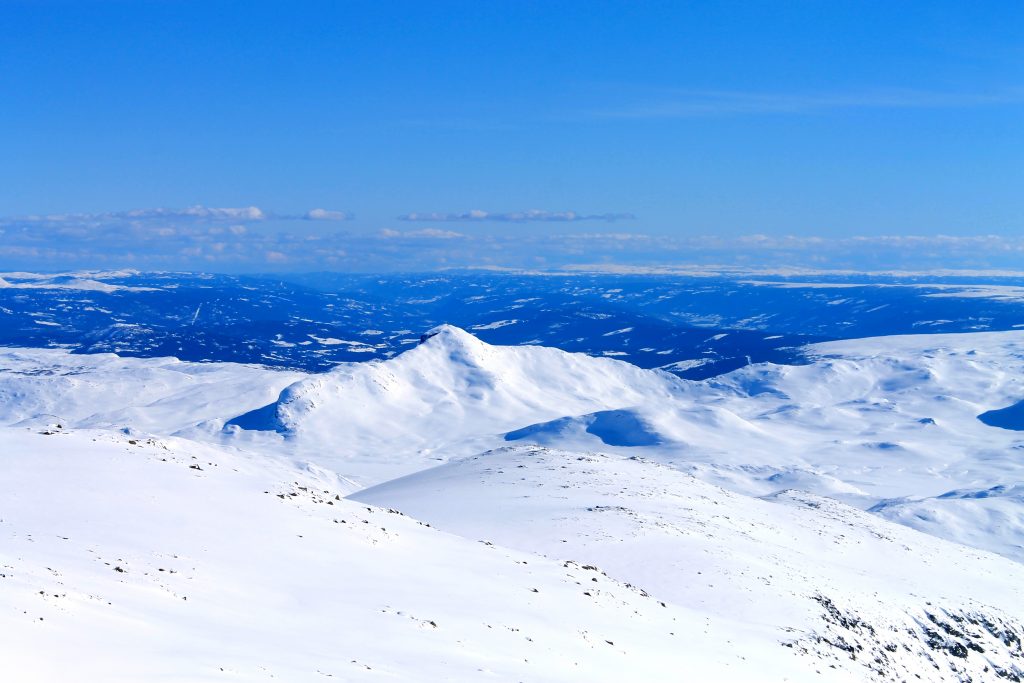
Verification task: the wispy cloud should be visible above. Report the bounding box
[2,205,352,228]
[2,203,1022,273]
[399,209,636,223]
[302,209,351,221]
[7,206,267,226]
[380,228,465,239]
[589,87,1024,119]
[671,233,1024,251]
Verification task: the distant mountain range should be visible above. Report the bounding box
[3,269,1024,380]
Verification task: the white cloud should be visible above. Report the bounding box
[265,251,288,263]
[4,205,269,227]
[399,209,636,223]
[2,201,1022,274]
[2,205,357,229]
[303,209,351,221]
[381,228,465,239]
[565,232,654,241]
[128,205,267,221]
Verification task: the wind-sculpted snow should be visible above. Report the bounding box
[505,408,664,447]
[979,398,1024,431]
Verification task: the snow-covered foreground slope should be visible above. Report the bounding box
[5,429,1023,681]
[354,445,1024,681]
[2,429,776,682]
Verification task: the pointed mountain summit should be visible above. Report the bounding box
[227,326,685,481]
[418,323,481,344]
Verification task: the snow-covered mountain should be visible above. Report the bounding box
[221,326,1024,562]
[227,325,684,481]
[2,326,1024,680]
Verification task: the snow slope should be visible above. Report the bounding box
[2,429,768,682]
[353,445,1024,681]
[0,347,301,435]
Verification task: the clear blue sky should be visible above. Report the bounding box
[2,1,1022,272]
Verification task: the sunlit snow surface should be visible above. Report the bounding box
[2,322,1024,679]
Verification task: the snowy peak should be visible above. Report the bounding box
[416,324,491,362]
[418,323,482,346]
[402,324,504,389]
[227,326,685,480]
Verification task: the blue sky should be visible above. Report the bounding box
[1,1,1022,272]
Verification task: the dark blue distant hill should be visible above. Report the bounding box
[2,270,1023,380]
